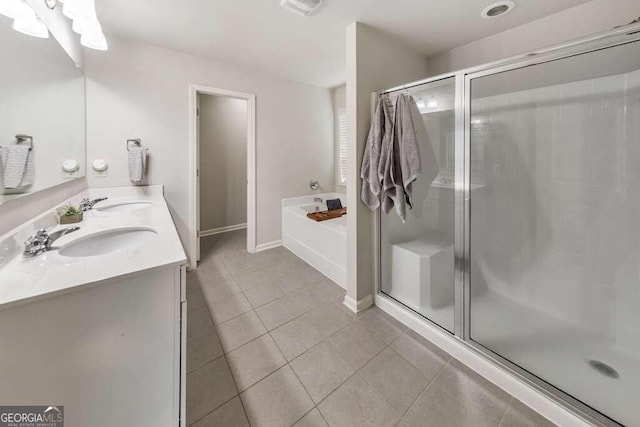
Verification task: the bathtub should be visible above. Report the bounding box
[282,193,346,289]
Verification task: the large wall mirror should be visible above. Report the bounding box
[0,14,85,204]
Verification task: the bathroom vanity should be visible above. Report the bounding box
[0,186,187,427]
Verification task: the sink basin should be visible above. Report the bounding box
[96,201,153,213]
[58,227,158,258]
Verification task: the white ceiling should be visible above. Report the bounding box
[97,0,590,88]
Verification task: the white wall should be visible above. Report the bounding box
[85,36,334,248]
[346,23,429,309]
[428,0,640,75]
[199,94,248,231]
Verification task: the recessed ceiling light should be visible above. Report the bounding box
[481,1,516,19]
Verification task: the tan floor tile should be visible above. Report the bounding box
[191,397,249,427]
[290,341,354,403]
[270,315,326,361]
[327,322,386,370]
[359,347,430,413]
[187,327,223,373]
[294,409,328,427]
[227,334,286,391]
[207,292,252,325]
[217,311,267,352]
[240,366,314,427]
[318,374,400,427]
[187,357,237,424]
[255,296,306,330]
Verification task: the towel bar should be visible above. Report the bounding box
[126,138,149,151]
[0,134,33,151]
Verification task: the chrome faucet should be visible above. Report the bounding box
[23,226,80,257]
[80,197,108,211]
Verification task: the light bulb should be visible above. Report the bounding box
[13,15,49,38]
[63,0,96,21]
[12,2,49,39]
[11,0,35,20]
[0,0,21,19]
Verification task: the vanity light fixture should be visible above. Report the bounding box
[280,0,323,16]
[44,0,108,50]
[1,0,49,38]
[0,0,21,19]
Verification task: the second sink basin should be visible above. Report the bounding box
[58,227,158,258]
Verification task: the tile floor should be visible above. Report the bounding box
[186,230,555,427]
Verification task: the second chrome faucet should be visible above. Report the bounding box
[80,197,108,211]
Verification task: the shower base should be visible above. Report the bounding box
[472,290,638,426]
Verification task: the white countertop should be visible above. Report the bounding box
[0,186,187,310]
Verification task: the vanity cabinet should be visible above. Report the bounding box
[0,264,187,427]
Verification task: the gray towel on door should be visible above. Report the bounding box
[382,94,422,222]
[360,98,393,210]
[381,96,402,217]
[1,145,33,189]
[397,94,422,208]
[128,147,147,183]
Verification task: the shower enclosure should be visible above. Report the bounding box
[377,24,640,427]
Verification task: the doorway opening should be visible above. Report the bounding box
[189,85,256,267]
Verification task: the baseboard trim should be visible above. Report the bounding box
[343,294,374,314]
[255,239,282,252]
[200,223,247,237]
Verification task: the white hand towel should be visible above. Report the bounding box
[128,147,147,183]
[1,145,31,189]
[21,148,34,187]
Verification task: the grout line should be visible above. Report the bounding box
[187,393,240,426]
[497,396,514,427]
[185,355,240,426]
[313,370,360,407]
[225,351,253,426]
[395,358,452,423]
[354,344,411,420]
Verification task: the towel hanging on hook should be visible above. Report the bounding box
[127,138,148,183]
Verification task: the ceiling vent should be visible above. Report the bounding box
[280,0,324,16]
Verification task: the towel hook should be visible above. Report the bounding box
[126,138,144,151]
[16,134,33,151]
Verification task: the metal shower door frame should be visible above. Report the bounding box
[376,21,640,427]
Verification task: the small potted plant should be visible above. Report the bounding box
[57,204,83,224]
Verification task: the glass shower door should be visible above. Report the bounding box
[468,40,640,426]
[380,77,456,333]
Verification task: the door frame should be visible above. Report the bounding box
[188,84,257,268]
